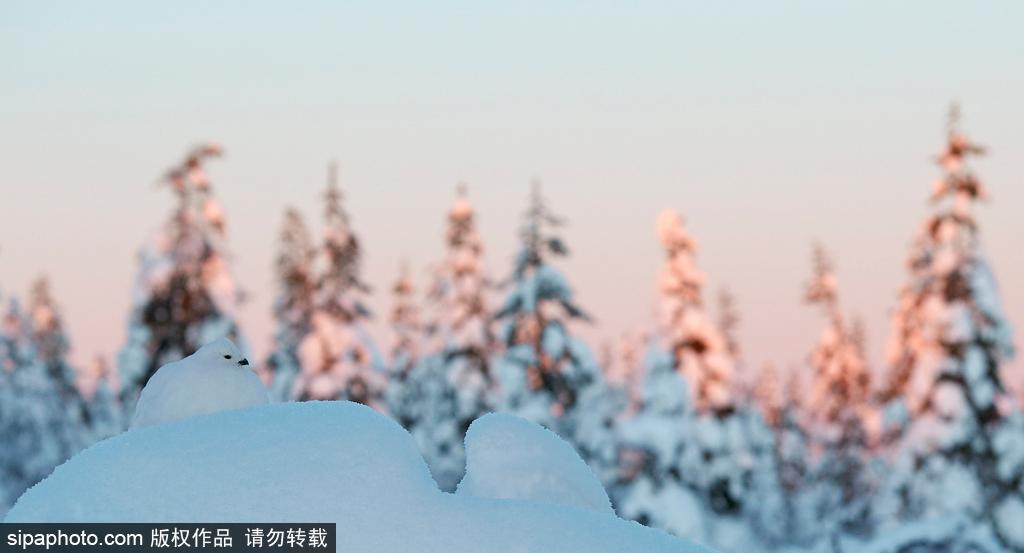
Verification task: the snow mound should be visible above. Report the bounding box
[457,412,613,515]
[7,402,704,553]
[8,401,433,522]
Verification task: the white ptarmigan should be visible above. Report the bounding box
[130,337,270,429]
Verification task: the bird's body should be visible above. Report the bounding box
[131,338,269,429]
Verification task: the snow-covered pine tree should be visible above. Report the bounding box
[118,143,246,415]
[882,106,1021,550]
[653,210,757,524]
[26,277,88,431]
[717,288,742,363]
[385,263,428,429]
[78,355,122,443]
[423,185,497,423]
[386,262,463,490]
[804,244,876,545]
[805,246,872,431]
[654,210,734,415]
[614,335,707,540]
[494,181,597,435]
[27,279,74,388]
[576,332,643,495]
[389,187,498,490]
[388,263,422,381]
[754,363,784,428]
[266,207,317,401]
[605,331,648,418]
[0,298,79,512]
[748,362,816,549]
[292,163,384,408]
[717,288,752,405]
[616,210,769,551]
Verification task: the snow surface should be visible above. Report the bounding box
[7,402,707,553]
[130,338,268,428]
[456,412,614,515]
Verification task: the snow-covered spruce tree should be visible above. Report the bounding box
[804,244,877,545]
[744,362,818,549]
[27,279,74,387]
[26,277,88,430]
[78,355,122,443]
[575,332,643,495]
[882,107,1021,550]
[616,210,771,550]
[753,366,815,548]
[291,163,384,408]
[614,336,707,540]
[118,143,246,414]
[386,263,463,490]
[388,263,422,381]
[388,187,499,490]
[384,264,427,428]
[805,246,872,429]
[0,299,79,512]
[265,207,317,401]
[754,363,784,428]
[423,185,497,425]
[654,210,757,519]
[605,331,648,418]
[653,210,734,414]
[717,288,742,365]
[494,182,597,436]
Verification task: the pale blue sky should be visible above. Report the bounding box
[1,1,1022,388]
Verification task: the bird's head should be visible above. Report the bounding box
[197,337,251,369]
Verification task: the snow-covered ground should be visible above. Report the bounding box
[6,401,709,553]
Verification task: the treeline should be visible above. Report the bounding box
[0,107,1021,552]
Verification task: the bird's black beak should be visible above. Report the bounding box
[238,358,250,366]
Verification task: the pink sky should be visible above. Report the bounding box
[1,2,1022,392]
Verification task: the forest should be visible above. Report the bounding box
[1,107,1021,553]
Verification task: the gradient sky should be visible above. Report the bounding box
[1,1,1022,390]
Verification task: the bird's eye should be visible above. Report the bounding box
[224,354,232,360]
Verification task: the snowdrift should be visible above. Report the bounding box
[6,401,708,553]
[456,412,614,515]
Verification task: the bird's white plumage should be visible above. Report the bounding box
[130,337,269,429]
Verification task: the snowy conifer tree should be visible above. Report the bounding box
[291,163,384,408]
[78,355,122,442]
[615,338,707,539]
[717,288,742,364]
[27,279,76,391]
[0,299,79,511]
[804,244,877,545]
[494,182,597,435]
[882,106,1021,550]
[605,331,648,418]
[653,210,756,521]
[754,363,784,428]
[384,264,430,431]
[385,263,462,489]
[26,277,87,428]
[747,363,817,549]
[654,210,735,415]
[266,208,317,401]
[388,187,498,490]
[118,143,246,415]
[423,185,497,420]
[614,211,770,551]
[805,246,872,430]
[388,264,422,380]
[576,333,643,493]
